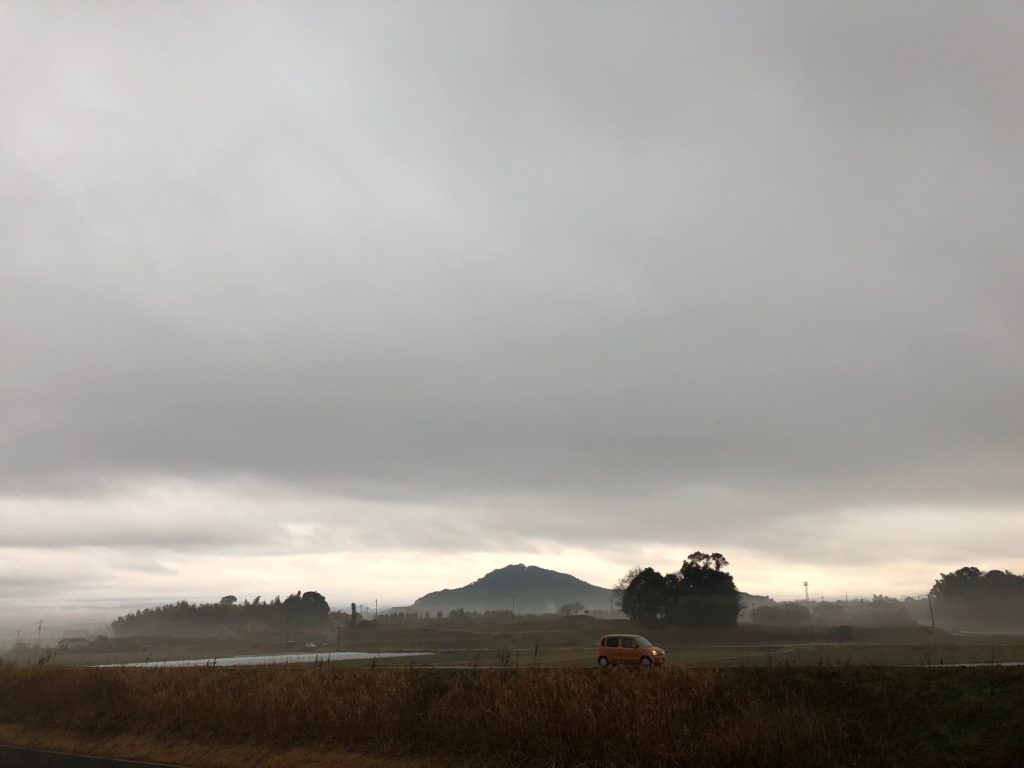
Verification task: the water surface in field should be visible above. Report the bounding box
[104,651,432,668]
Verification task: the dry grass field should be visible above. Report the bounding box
[2,662,1023,767]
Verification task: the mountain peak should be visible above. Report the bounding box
[412,564,612,614]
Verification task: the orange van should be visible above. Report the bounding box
[596,634,666,667]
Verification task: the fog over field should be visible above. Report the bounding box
[1,1,1023,624]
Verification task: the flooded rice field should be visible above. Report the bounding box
[102,651,432,667]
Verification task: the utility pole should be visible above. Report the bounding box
[36,620,44,646]
[927,592,935,628]
[375,599,378,620]
[803,582,809,603]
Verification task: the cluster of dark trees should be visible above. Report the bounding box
[753,596,920,627]
[111,591,331,638]
[931,567,1024,631]
[618,552,741,628]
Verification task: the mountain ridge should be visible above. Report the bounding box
[411,564,614,615]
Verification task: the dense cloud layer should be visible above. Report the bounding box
[1,2,1022,614]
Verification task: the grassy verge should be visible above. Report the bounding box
[0,724,449,768]
[1,664,1022,767]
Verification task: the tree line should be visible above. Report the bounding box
[111,591,330,638]
[752,596,924,627]
[615,556,1024,631]
[930,567,1024,631]
[108,563,1023,637]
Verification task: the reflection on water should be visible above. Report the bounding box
[103,651,432,668]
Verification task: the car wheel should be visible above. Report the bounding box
[597,656,609,668]
[639,656,652,667]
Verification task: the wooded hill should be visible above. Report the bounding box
[411,564,614,615]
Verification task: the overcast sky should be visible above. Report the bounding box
[2,1,1022,630]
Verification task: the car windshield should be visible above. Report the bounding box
[635,636,654,647]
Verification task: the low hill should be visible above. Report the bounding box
[412,564,614,615]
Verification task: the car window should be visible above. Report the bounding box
[621,637,635,648]
[604,637,619,648]
[636,636,653,647]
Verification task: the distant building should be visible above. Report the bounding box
[58,637,90,651]
[739,593,775,622]
[58,630,91,651]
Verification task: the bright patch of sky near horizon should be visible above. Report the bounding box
[1,1,1023,629]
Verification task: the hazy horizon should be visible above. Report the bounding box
[2,1,1022,632]
[0,555,970,640]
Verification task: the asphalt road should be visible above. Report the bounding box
[0,746,177,768]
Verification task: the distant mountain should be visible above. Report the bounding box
[412,564,614,615]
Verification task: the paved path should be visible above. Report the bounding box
[0,745,178,767]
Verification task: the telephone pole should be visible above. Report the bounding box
[803,582,809,603]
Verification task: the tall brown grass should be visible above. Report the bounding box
[1,664,1021,767]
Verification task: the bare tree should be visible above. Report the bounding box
[612,566,644,609]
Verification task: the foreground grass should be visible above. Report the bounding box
[1,665,1022,767]
[0,724,444,768]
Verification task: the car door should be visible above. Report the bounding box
[610,638,626,667]
[619,636,638,664]
[603,635,620,663]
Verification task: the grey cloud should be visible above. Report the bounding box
[1,2,1022,564]
[0,575,74,597]
[0,525,268,552]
